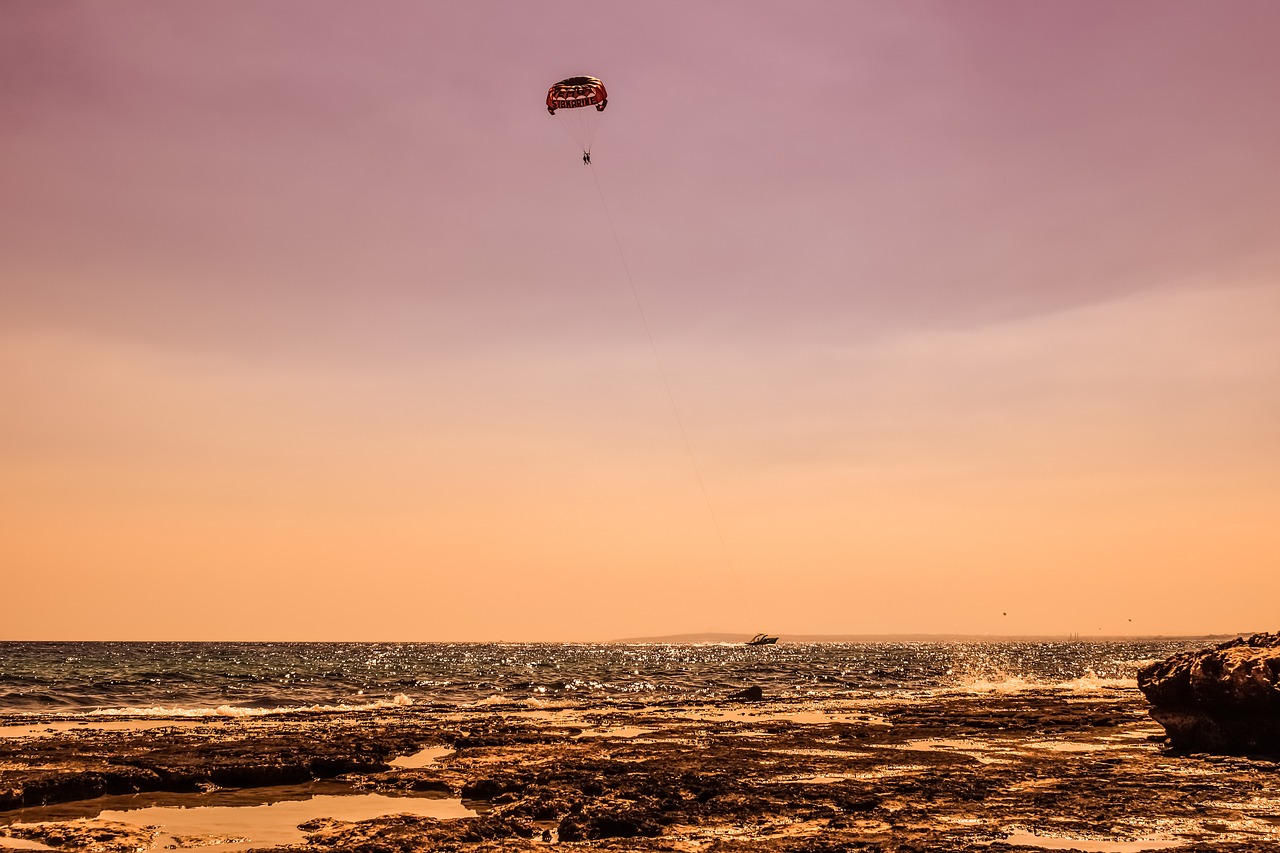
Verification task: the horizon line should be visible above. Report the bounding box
[0,632,1254,644]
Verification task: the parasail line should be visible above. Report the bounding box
[588,163,740,587]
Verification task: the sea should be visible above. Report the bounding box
[0,639,1207,718]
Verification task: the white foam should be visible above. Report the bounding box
[1056,673,1133,691]
[952,675,1032,694]
[946,671,1133,696]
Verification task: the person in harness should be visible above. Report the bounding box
[583,151,591,165]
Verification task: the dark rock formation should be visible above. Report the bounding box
[728,685,764,702]
[1138,632,1280,755]
[557,805,663,841]
[0,716,405,809]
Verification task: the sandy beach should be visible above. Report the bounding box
[2,687,1277,852]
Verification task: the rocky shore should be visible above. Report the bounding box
[1138,632,1280,757]
[2,687,1278,852]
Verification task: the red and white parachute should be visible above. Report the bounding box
[546,75,608,156]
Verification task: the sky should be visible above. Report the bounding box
[2,1,1278,641]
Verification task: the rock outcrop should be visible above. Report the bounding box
[7,692,1280,851]
[1138,632,1280,755]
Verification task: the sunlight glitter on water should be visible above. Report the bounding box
[1,639,1204,713]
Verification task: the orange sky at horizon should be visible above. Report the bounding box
[2,2,1279,641]
[5,281,1276,640]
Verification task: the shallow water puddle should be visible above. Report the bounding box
[0,836,56,851]
[0,719,206,739]
[896,737,1014,764]
[767,747,868,759]
[5,783,475,851]
[1003,831,1183,851]
[1021,739,1112,753]
[95,793,473,848]
[389,745,454,768]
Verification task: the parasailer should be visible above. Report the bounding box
[547,75,607,162]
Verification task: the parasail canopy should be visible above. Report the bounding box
[546,76,608,114]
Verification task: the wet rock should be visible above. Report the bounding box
[460,775,523,800]
[449,720,570,749]
[825,782,881,813]
[557,806,663,840]
[298,813,535,849]
[371,770,454,796]
[407,777,453,795]
[496,788,576,822]
[1138,632,1280,755]
[0,766,161,809]
[0,715,407,810]
[5,819,158,852]
[728,685,764,701]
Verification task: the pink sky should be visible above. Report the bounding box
[2,2,1278,640]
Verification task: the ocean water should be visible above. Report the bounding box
[0,640,1204,716]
